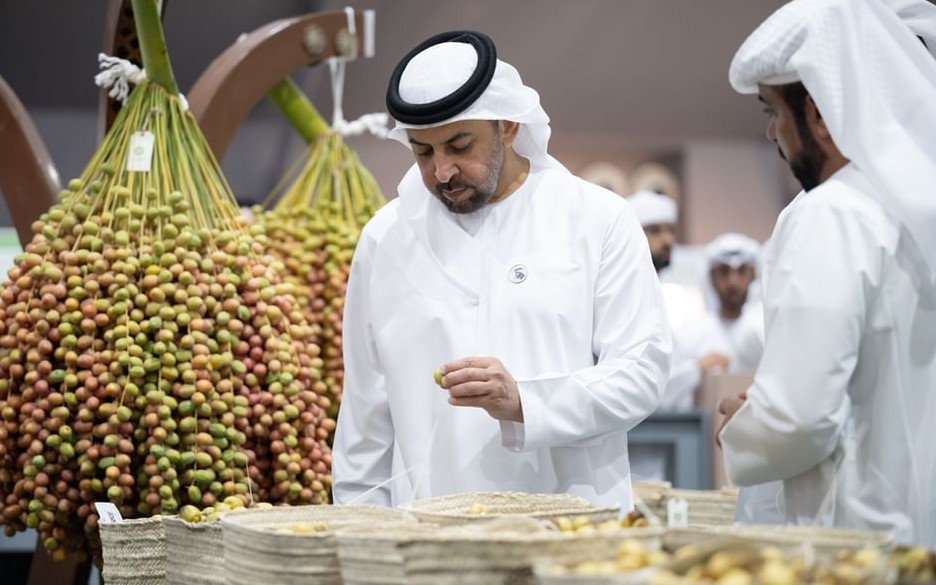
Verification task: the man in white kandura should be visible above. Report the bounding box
[700,233,764,375]
[332,31,671,508]
[718,0,936,546]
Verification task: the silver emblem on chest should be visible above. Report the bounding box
[508,264,528,284]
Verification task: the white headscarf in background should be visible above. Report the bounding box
[729,0,936,302]
[626,190,678,227]
[387,40,564,172]
[703,233,763,312]
[706,233,762,271]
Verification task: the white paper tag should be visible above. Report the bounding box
[126,131,155,172]
[94,502,124,524]
[666,497,689,527]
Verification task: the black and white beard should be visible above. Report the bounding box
[433,135,504,214]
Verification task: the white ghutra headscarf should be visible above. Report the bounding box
[626,190,678,227]
[883,0,936,60]
[730,0,936,301]
[386,38,564,172]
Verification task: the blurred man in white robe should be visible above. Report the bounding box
[718,0,936,546]
[700,233,765,374]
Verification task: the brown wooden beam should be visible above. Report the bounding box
[0,74,60,247]
[188,10,369,160]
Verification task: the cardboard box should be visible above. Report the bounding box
[697,372,754,489]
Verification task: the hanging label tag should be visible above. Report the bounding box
[126,131,155,172]
[666,497,689,527]
[94,502,125,524]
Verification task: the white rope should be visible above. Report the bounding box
[95,53,146,103]
[344,416,439,506]
[326,8,388,139]
[94,53,190,111]
[344,5,357,41]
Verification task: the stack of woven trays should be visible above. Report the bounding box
[221,504,407,585]
[336,520,432,585]
[340,517,664,585]
[398,491,620,526]
[98,516,167,585]
[162,515,225,585]
[534,524,896,585]
[664,524,893,555]
[635,487,739,526]
[338,491,636,585]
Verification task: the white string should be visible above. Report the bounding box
[244,456,254,506]
[344,418,440,506]
[407,417,439,504]
[345,462,425,506]
[811,442,844,527]
[344,5,356,40]
[325,8,389,139]
[93,53,190,111]
[774,482,785,517]
[95,53,146,103]
[328,57,347,130]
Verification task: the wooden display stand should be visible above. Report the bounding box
[0,74,60,248]
[696,372,755,489]
[4,3,371,585]
[188,9,372,159]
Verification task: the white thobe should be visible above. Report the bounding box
[713,304,765,373]
[332,164,672,510]
[658,292,720,413]
[720,164,936,546]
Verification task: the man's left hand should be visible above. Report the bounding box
[715,392,747,448]
[438,357,523,423]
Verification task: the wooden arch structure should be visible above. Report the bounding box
[188,9,373,159]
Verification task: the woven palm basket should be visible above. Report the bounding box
[671,488,739,525]
[98,516,167,585]
[162,516,224,585]
[533,547,664,585]
[664,524,893,555]
[535,527,896,585]
[221,504,406,585]
[399,491,620,526]
[336,520,440,585]
[635,488,738,527]
[344,515,665,585]
[630,480,671,498]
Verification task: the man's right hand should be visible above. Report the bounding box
[698,353,730,373]
[715,392,747,448]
